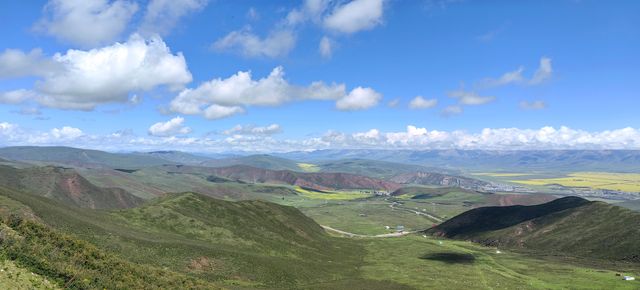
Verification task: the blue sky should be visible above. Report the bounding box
[0,0,639,152]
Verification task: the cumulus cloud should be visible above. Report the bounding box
[212,28,296,58]
[319,36,334,58]
[0,49,61,78]
[0,90,37,105]
[335,87,382,111]
[2,123,640,151]
[223,124,282,136]
[520,100,547,110]
[170,66,380,118]
[148,116,192,136]
[35,0,138,47]
[203,105,245,120]
[447,88,495,105]
[1,35,191,110]
[50,126,83,139]
[319,126,640,150]
[408,96,438,109]
[286,0,329,26]
[324,0,385,34]
[213,0,385,58]
[139,0,209,36]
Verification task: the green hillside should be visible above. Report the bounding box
[429,197,640,262]
[0,165,143,209]
[205,154,306,171]
[0,187,397,288]
[317,159,449,179]
[0,146,171,169]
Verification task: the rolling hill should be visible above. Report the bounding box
[317,159,454,179]
[0,187,399,289]
[428,196,640,262]
[389,171,490,189]
[0,165,142,209]
[133,150,213,165]
[278,149,640,172]
[204,154,307,171]
[0,146,172,169]
[202,165,403,191]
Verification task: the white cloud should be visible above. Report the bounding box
[478,66,524,88]
[520,100,547,110]
[319,126,640,150]
[203,105,245,120]
[479,57,553,88]
[2,123,640,151]
[139,0,209,36]
[0,49,61,78]
[286,0,329,26]
[0,90,37,104]
[36,0,138,47]
[447,88,495,105]
[50,126,83,139]
[324,0,385,34]
[148,116,192,136]
[408,96,438,109]
[530,57,553,85]
[223,124,282,136]
[170,66,379,118]
[335,87,382,111]
[319,36,334,58]
[5,35,191,110]
[212,28,296,58]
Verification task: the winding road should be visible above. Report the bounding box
[321,225,425,238]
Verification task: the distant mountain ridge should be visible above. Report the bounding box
[428,197,640,262]
[0,146,173,169]
[167,164,404,192]
[277,149,640,172]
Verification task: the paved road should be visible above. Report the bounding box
[321,225,424,238]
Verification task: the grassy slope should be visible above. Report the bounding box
[430,197,640,262]
[0,165,143,209]
[205,154,306,171]
[619,199,640,211]
[0,187,402,288]
[362,236,640,290]
[0,258,60,290]
[317,159,447,179]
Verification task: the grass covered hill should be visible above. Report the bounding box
[168,164,403,192]
[0,165,142,209]
[0,186,402,288]
[316,159,452,179]
[429,196,640,262]
[389,171,490,188]
[204,154,307,171]
[0,146,172,169]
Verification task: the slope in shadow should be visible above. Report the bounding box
[430,196,590,237]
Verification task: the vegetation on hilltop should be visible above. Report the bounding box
[429,197,640,262]
[0,165,143,209]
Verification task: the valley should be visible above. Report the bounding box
[0,146,638,289]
